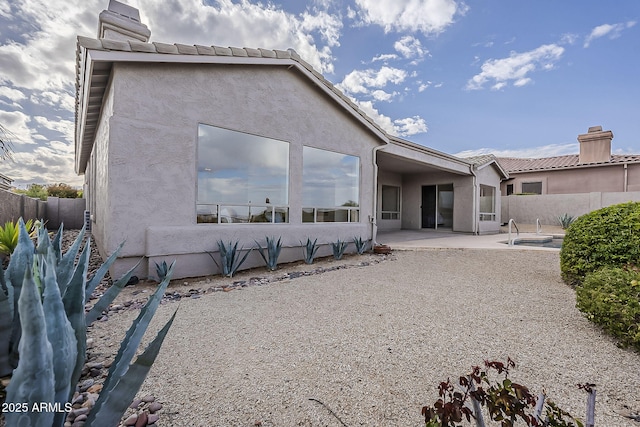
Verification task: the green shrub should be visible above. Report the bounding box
[560,202,640,286]
[0,218,34,255]
[576,266,640,351]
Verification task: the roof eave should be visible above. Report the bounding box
[388,136,470,167]
[505,160,640,174]
[74,45,390,174]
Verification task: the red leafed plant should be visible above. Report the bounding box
[422,358,584,427]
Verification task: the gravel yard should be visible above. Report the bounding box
[88,249,640,427]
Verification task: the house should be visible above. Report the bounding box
[499,126,640,195]
[498,126,640,225]
[75,0,506,279]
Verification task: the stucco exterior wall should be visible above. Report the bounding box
[627,164,640,192]
[501,191,640,225]
[501,163,640,195]
[400,172,474,232]
[93,63,381,278]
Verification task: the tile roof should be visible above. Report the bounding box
[464,154,498,167]
[497,154,640,173]
[462,154,509,179]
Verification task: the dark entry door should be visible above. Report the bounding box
[421,185,437,228]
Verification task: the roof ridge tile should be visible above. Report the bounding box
[195,45,215,55]
[244,47,261,57]
[152,41,179,54]
[101,38,132,51]
[274,49,291,59]
[258,48,276,58]
[129,40,156,53]
[230,46,248,57]
[77,36,104,50]
[213,45,232,56]
[174,43,198,55]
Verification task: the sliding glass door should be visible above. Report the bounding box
[421,184,453,229]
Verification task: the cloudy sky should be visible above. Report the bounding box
[0,0,638,187]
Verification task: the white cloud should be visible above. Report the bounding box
[0,109,35,145]
[371,53,398,63]
[0,86,27,102]
[33,115,74,141]
[394,35,428,59]
[140,0,342,74]
[394,116,428,136]
[456,143,579,159]
[584,21,637,47]
[466,44,564,90]
[353,0,467,35]
[3,144,81,186]
[0,1,11,18]
[559,33,578,45]
[337,66,407,96]
[354,100,427,137]
[30,90,75,112]
[371,89,395,101]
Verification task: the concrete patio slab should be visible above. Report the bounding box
[377,227,565,251]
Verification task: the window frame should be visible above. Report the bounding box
[521,181,543,195]
[479,184,496,222]
[381,185,400,220]
[301,146,361,223]
[196,124,290,224]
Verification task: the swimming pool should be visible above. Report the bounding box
[512,238,563,249]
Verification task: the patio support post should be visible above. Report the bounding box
[470,165,479,235]
[371,144,386,245]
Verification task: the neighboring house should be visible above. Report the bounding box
[499,126,640,195]
[0,172,12,191]
[75,0,506,279]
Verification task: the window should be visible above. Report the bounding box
[506,184,514,195]
[521,182,542,194]
[197,124,289,223]
[302,146,360,223]
[381,185,400,220]
[479,185,496,221]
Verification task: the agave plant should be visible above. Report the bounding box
[331,239,348,260]
[255,236,282,271]
[353,236,367,255]
[154,260,171,282]
[1,218,177,427]
[557,213,575,230]
[209,240,252,277]
[300,237,319,264]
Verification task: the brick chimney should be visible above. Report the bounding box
[577,126,613,164]
[98,0,150,42]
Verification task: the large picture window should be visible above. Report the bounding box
[197,124,289,223]
[479,184,496,221]
[381,185,400,220]
[302,147,360,223]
